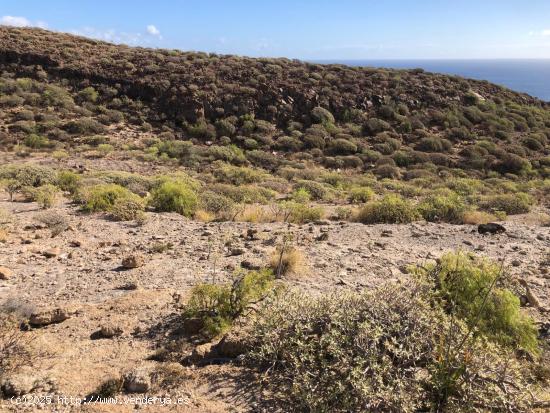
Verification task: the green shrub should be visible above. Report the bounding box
[311,106,335,124]
[77,86,98,103]
[328,138,357,155]
[479,193,533,215]
[0,164,56,188]
[149,180,198,217]
[212,162,264,185]
[374,164,400,179]
[199,191,235,215]
[247,279,531,412]
[280,201,324,224]
[208,183,275,204]
[418,192,467,223]
[415,252,539,355]
[56,171,81,194]
[33,184,61,209]
[293,180,329,201]
[64,118,106,135]
[290,187,311,203]
[184,269,274,338]
[79,184,140,213]
[110,197,146,221]
[356,194,420,224]
[348,187,374,203]
[24,134,51,149]
[416,136,452,152]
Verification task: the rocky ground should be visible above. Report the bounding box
[0,193,549,412]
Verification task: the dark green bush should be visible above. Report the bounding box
[416,136,452,153]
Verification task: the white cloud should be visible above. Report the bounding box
[0,15,47,28]
[146,24,161,38]
[70,27,145,45]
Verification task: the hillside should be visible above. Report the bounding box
[0,27,549,179]
[0,27,549,412]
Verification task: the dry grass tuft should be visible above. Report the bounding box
[269,245,306,278]
[462,210,499,225]
[236,205,277,223]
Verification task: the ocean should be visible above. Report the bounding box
[314,59,550,102]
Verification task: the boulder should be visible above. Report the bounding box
[29,307,72,327]
[1,374,35,397]
[477,223,505,235]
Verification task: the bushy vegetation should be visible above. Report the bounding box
[356,194,419,224]
[149,180,198,217]
[183,269,274,338]
[77,184,136,212]
[418,191,467,223]
[246,253,541,412]
[414,252,539,354]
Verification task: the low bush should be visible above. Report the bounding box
[415,252,539,355]
[33,184,61,209]
[293,180,329,201]
[110,197,146,221]
[417,192,467,223]
[356,194,419,224]
[149,180,198,217]
[278,201,324,224]
[479,193,533,215]
[212,162,264,185]
[0,314,37,394]
[56,170,81,194]
[183,269,274,338]
[348,186,374,203]
[199,191,235,216]
[247,278,532,412]
[78,184,141,213]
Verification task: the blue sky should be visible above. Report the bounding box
[1,0,550,59]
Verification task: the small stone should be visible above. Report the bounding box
[241,260,261,270]
[0,266,12,280]
[123,369,151,393]
[69,239,83,247]
[511,260,521,267]
[315,232,329,242]
[118,281,140,290]
[121,254,144,269]
[42,247,60,258]
[229,247,246,256]
[97,324,123,338]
